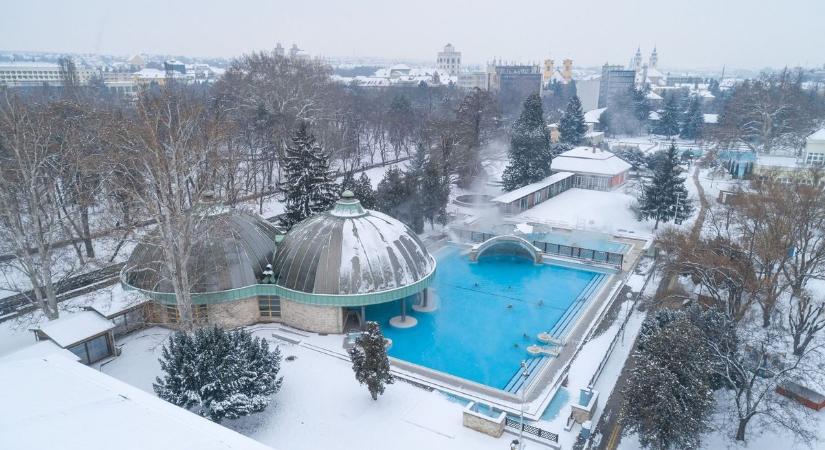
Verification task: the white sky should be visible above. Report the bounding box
[1,0,823,69]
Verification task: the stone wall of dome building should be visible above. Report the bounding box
[280,299,344,334]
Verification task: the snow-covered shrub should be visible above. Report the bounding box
[153,326,283,422]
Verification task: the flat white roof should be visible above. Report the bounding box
[2,341,80,362]
[0,356,275,450]
[38,310,114,347]
[552,148,632,176]
[756,155,800,169]
[492,172,574,204]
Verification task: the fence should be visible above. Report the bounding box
[453,228,624,269]
[505,416,559,443]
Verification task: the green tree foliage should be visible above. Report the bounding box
[558,95,588,145]
[279,122,339,229]
[349,321,394,401]
[341,171,377,209]
[656,95,682,136]
[639,142,693,229]
[154,326,283,423]
[622,310,717,450]
[680,95,704,140]
[502,94,553,191]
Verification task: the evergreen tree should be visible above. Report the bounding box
[558,95,587,145]
[656,95,682,136]
[341,171,377,210]
[631,87,651,126]
[279,122,339,229]
[420,158,450,228]
[502,94,553,191]
[612,146,648,172]
[348,321,394,401]
[154,326,283,423]
[622,310,717,450]
[639,142,693,229]
[376,164,424,232]
[679,96,704,140]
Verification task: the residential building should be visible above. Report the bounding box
[803,128,825,165]
[164,60,186,74]
[488,62,542,113]
[551,147,632,191]
[597,64,635,108]
[458,72,489,90]
[0,62,98,87]
[436,43,461,76]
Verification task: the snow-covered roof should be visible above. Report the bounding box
[807,128,825,142]
[698,90,715,98]
[584,108,607,124]
[516,188,653,235]
[552,147,632,176]
[646,67,664,79]
[0,356,275,450]
[37,310,114,347]
[2,340,80,362]
[649,111,661,121]
[272,193,434,296]
[86,284,149,318]
[645,91,662,100]
[703,114,719,124]
[492,172,575,204]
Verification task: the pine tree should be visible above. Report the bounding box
[420,158,450,228]
[502,94,553,191]
[679,96,704,140]
[348,321,394,401]
[631,87,650,128]
[622,310,716,450]
[639,142,693,229]
[656,95,681,136]
[558,95,587,145]
[154,326,283,423]
[279,122,339,229]
[342,171,377,210]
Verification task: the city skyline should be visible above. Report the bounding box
[1,0,824,70]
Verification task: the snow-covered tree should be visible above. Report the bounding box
[154,326,283,423]
[639,142,693,229]
[612,145,648,172]
[502,94,553,191]
[622,310,717,450]
[558,95,587,145]
[348,321,394,401]
[341,171,377,210]
[680,96,704,140]
[279,122,339,229]
[655,95,681,137]
[420,157,450,228]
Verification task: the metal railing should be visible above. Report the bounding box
[505,416,559,443]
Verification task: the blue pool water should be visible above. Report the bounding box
[529,230,629,254]
[365,247,602,390]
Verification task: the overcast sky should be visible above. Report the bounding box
[2,0,823,70]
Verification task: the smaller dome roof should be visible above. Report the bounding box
[124,209,279,294]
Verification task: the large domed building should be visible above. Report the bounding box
[122,191,436,333]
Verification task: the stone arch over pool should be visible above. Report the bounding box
[469,235,543,264]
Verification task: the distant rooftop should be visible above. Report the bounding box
[552,147,632,176]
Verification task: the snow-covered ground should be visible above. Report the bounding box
[100,326,510,450]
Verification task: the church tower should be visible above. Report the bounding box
[633,46,643,72]
[650,46,659,69]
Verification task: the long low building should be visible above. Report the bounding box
[551,147,632,191]
[491,172,574,215]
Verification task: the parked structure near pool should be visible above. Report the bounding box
[122,191,436,334]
